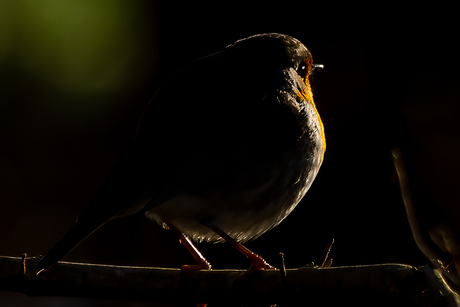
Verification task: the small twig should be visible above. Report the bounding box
[279,252,288,285]
[320,238,335,268]
[21,253,27,275]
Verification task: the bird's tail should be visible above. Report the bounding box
[35,219,104,275]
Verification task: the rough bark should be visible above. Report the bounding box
[1,255,459,306]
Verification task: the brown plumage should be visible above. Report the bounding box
[36,33,325,274]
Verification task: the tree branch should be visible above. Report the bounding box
[1,255,459,306]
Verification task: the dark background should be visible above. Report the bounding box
[1,1,459,306]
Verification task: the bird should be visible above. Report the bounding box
[35,33,326,275]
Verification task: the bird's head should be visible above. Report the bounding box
[228,33,321,90]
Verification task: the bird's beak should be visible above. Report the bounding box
[312,64,324,72]
[308,64,324,77]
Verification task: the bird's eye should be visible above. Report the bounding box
[296,64,309,80]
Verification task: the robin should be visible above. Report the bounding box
[35,33,326,274]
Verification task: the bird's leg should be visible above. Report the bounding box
[224,235,276,273]
[205,223,276,273]
[178,233,212,271]
[179,236,210,307]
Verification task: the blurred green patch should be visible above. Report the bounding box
[0,0,158,119]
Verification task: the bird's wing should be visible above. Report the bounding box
[36,53,230,274]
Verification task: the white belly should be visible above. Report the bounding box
[145,149,322,243]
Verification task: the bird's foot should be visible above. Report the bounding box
[246,252,276,274]
[181,260,212,271]
[202,222,277,274]
[242,251,277,277]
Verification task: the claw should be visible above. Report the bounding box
[181,261,212,271]
[246,252,276,274]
